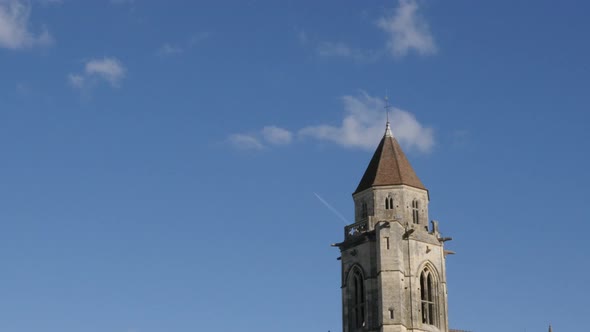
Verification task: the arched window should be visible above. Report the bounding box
[412,199,419,224]
[420,267,437,326]
[349,267,366,328]
[385,197,393,210]
[361,202,368,219]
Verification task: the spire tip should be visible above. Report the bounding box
[384,94,393,137]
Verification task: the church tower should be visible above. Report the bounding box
[335,120,451,332]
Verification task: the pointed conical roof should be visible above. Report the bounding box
[353,123,426,194]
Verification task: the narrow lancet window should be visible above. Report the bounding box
[412,199,420,224]
[361,202,368,219]
[385,197,394,210]
[420,267,437,326]
[350,268,366,328]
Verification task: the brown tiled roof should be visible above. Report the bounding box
[353,128,426,194]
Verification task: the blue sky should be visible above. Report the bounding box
[1,0,589,331]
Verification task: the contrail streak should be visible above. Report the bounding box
[313,192,349,224]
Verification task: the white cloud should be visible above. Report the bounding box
[228,126,293,150]
[157,43,182,56]
[377,0,437,57]
[68,57,126,90]
[262,126,293,145]
[67,73,84,88]
[299,92,434,153]
[228,134,264,150]
[228,93,433,153]
[84,57,126,87]
[312,0,435,61]
[0,0,53,49]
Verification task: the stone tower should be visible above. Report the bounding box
[334,121,451,332]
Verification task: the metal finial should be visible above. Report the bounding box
[384,95,393,137]
[385,96,390,123]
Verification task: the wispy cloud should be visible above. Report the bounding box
[67,73,85,88]
[309,0,436,61]
[262,126,293,145]
[228,133,265,151]
[228,126,293,150]
[157,43,182,56]
[0,0,53,50]
[156,32,210,57]
[85,57,126,86]
[377,0,437,57]
[68,57,126,90]
[300,92,434,153]
[229,92,434,153]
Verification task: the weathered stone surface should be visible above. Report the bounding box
[338,125,450,332]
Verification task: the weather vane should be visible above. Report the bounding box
[384,93,394,137]
[384,93,393,124]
